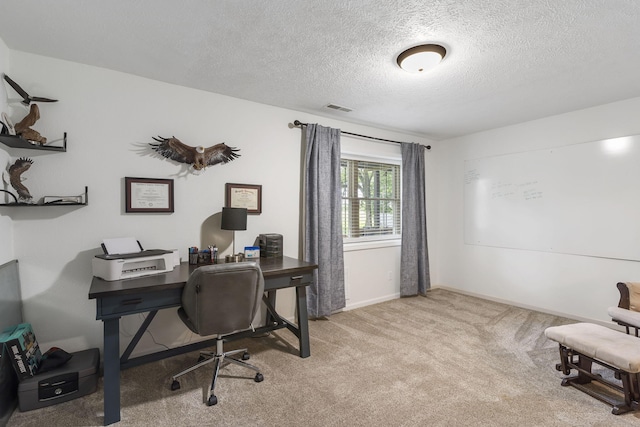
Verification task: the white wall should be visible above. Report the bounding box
[1,49,433,355]
[0,37,13,265]
[435,97,640,324]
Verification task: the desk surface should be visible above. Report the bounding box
[89,256,317,299]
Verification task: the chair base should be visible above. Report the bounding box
[170,337,263,405]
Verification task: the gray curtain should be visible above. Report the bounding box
[304,124,346,318]
[400,142,430,296]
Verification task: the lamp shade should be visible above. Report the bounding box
[221,207,247,230]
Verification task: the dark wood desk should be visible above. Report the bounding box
[89,256,317,426]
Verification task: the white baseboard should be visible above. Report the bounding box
[344,293,400,311]
[431,285,621,330]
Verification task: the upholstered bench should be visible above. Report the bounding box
[545,322,640,414]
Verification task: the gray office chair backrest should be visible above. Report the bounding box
[180,262,264,336]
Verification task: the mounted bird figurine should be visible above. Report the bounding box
[3,74,58,106]
[150,136,240,171]
[14,104,47,145]
[1,74,57,145]
[5,157,34,203]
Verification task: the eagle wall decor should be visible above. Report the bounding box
[150,136,240,171]
[3,74,58,106]
[2,74,58,145]
[3,157,34,202]
[15,104,47,144]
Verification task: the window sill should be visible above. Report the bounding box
[343,239,401,252]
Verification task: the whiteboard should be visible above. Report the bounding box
[464,135,640,261]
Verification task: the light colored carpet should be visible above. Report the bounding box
[7,288,640,426]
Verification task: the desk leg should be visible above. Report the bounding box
[295,285,310,358]
[265,290,277,326]
[103,317,121,425]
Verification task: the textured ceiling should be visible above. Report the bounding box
[0,1,639,140]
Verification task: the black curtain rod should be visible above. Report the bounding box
[293,120,431,150]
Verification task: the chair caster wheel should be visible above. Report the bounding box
[171,380,180,391]
[207,395,218,406]
[242,351,250,360]
[254,373,264,382]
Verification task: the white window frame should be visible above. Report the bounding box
[340,152,402,246]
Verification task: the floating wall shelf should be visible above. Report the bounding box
[0,132,67,152]
[0,186,88,207]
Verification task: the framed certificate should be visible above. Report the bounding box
[125,177,174,213]
[226,183,262,214]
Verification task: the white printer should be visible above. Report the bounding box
[92,238,178,281]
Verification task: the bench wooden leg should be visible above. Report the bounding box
[553,344,639,415]
[616,372,640,414]
[555,344,571,375]
[633,373,640,402]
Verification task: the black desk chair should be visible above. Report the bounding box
[170,262,265,406]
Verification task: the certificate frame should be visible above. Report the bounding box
[125,177,174,213]
[225,183,262,214]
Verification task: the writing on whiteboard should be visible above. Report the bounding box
[489,180,542,201]
[464,169,480,184]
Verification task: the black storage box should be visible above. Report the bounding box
[17,348,99,411]
[258,234,283,258]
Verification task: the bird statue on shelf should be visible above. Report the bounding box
[6,157,34,202]
[150,136,240,171]
[2,74,58,106]
[14,104,47,145]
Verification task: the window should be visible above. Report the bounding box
[340,157,401,240]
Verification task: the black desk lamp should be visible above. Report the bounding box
[221,207,247,258]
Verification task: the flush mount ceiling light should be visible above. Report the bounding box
[397,44,446,73]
